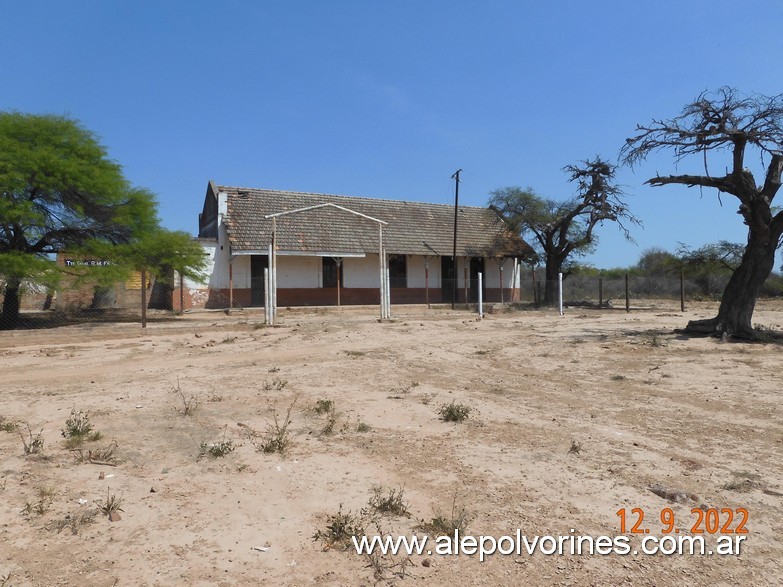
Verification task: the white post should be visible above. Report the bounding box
[478,272,483,319]
[267,244,273,325]
[558,272,564,316]
[385,266,391,319]
[379,226,385,320]
[264,268,271,325]
[271,217,277,323]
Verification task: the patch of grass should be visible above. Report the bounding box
[22,486,56,516]
[356,421,372,433]
[722,479,759,493]
[568,440,583,455]
[610,374,626,381]
[419,393,436,406]
[313,503,365,550]
[97,489,124,517]
[417,494,471,536]
[398,381,420,394]
[368,486,409,517]
[199,428,235,458]
[642,331,666,347]
[365,549,415,582]
[344,350,366,358]
[268,366,280,373]
[61,408,100,446]
[262,378,288,392]
[0,572,11,586]
[438,401,471,423]
[314,399,334,415]
[72,441,118,465]
[254,399,296,454]
[50,508,98,535]
[19,423,44,455]
[174,376,199,416]
[0,416,18,434]
[221,335,237,344]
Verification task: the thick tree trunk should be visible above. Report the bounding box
[686,236,777,339]
[0,277,22,330]
[543,260,561,306]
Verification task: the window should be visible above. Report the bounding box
[388,255,407,288]
[322,257,344,287]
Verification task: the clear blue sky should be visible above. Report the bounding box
[3,1,782,268]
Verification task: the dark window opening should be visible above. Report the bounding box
[469,257,485,302]
[322,257,344,288]
[388,255,407,288]
[441,256,455,302]
[250,255,268,307]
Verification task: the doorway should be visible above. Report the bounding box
[250,255,268,307]
[441,257,456,303]
[469,257,485,303]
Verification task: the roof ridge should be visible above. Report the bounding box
[215,185,489,211]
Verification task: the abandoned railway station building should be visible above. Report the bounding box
[183,181,533,310]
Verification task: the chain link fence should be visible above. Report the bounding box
[3,269,783,329]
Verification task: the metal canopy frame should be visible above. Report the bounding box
[263,203,391,323]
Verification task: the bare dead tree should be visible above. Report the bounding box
[621,87,783,338]
[490,157,639,305]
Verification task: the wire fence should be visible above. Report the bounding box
[3,270,783,330]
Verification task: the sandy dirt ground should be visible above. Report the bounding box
[0,300,782,586]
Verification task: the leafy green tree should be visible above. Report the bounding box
[674,241,742,297]
[622,88,783,338]
[489,158,639,305]
[636,247,679,276]
[0,112,204,328]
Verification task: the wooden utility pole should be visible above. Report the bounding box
[141,267,147,329]
[451,169,461,310]
[680,267,685,312]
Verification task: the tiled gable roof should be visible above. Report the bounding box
[218,185,532,259]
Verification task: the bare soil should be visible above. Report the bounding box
[1,301,782,586]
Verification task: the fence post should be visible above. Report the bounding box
[625,273,630,313]
[179,271,184,314]
[558,272,563,316]
[229,259,233,310]
[531,267,536,304]
[478,272,483,318]
[385,266,391,318]
[598,277,603,309]
[141,267,147,329]
[264,268,271,325]
[463,261,468,308]
[680,267,685,313]
[424,261,429,308]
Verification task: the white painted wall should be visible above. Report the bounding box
[231,255,251,289]
[207,249,523,292]
[484,258,517,288]
[184,243,216,290]
[206,222,233,289]
[278,256,320,288]
[407,255,437,288]
[343,255,379,288]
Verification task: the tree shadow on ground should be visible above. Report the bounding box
[6,310,180,330]
[672,327,783,346]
